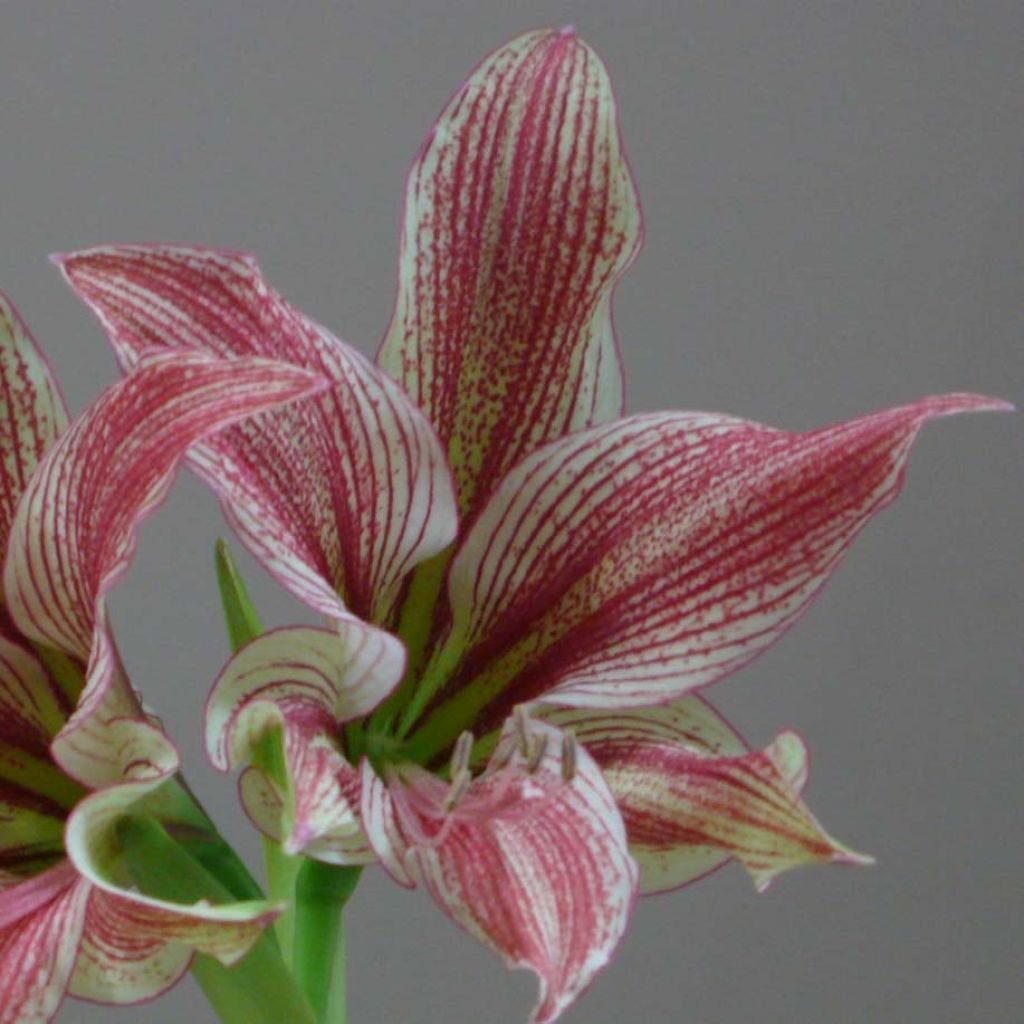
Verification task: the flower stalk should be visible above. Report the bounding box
[292,862,362,1024]
[216,538,304,957]
[118,816,315,1024]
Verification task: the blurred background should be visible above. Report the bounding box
[1,2,1020,1022]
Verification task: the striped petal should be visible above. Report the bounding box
[0,292,68,557]
[409,394,1010,754]
[67,888,192,1005]
[377,27,642,519]
[56,244,457,624]
[2,349,325,786]
[0,861,89,1024]
[64,762,279,971]
[206,623,404,860]
[368,716,637,1024]
[542,702,867,894]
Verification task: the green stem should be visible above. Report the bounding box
[118,816,314,1024]
[369,552,450,733]
[292,860,362,1023]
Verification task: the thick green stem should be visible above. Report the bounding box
[118,816,314,1024]
[292,860,362,1023]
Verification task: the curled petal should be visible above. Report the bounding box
[0,292,68,556]
[377,27,643,518]
[369,717,637,1024]
[64,761,279,970]
[206,623,404,859]
[57,245,457,623]
[67,887,193,1005]
[0,860,88,1024]
[411,395,1010,751]
[359,760,414,888]
[2,349,324,786]
[544,703,867,893]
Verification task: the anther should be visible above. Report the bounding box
[450,730,474,777]
[513,705,532,757]
[526,734,548,773]
[560,729,578,782]
[442,768,472,813]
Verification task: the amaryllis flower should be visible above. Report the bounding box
[56,27,1009,1023]
[0,293,325,1023]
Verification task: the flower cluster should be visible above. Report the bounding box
[0,27,1008,1024]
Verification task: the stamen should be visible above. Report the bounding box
[450,730,474,777]
[526,734,548,773]
[442,768,472,813]
[513,705,532,757]
[490,743,515,771]
[560,729,578,782]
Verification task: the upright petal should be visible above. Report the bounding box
[0,293,68,560]
[2,349,325,786]
[409,395,1010,755]
[206,622,404,860]
[542,702,868,894]
[57,245,457,623]
[369,716,637,1024]
[377,27,642,519]
[0,861,89,1024]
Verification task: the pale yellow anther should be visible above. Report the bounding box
[526,734,548,774]
[513,705,532,757]
[560,729,578,783]
[442,768,472,813]
[450,730,474,777]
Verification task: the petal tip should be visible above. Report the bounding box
[832,846,876,869]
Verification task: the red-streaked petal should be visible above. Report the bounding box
[57,244,458,623]
[0,862,88,1024]
[67,888,192,1005]
[377,27,643,519]
[0,292,68,556]
[1,349,324,786]
[412,395,1010,750]
[360,759,414,887]
[64,767,280,969]
[371,716,638,1024]
[0,634,67,758]
[206,622,404,860]
[542,703,866,894]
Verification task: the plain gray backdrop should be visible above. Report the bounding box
[1,2,1020,1022]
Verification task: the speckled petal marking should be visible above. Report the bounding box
[409,394,1009,754]
[57,245,457,624]
[377,27,642,521]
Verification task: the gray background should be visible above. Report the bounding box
[1,2,1020,1022]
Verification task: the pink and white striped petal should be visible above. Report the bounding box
[411,395,1010,752]
[377,27,643,519]
[64,769,279,970]
[67,888,193,1005]
[0,634,69,762]
[0,292,68,555]
[541,702,866,894]
[0,861,89,1024]
[367,716,638,1024]
[1,349,325,786]
[57,245,458,624]
[206,623,404,860]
